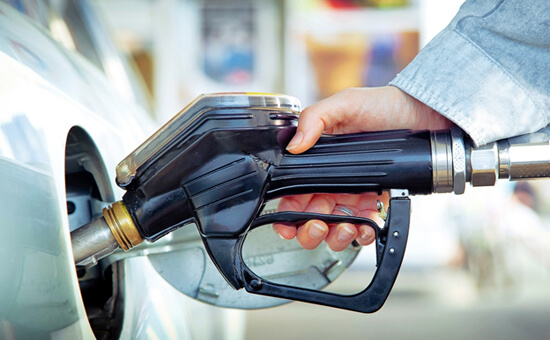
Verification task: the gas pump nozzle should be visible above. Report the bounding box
[71,93,550,313]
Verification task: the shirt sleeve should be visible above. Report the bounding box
[389,0,550,146]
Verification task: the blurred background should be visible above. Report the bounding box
[95,0,550,339]
[95,0,463,123]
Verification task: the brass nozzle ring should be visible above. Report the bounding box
[103,201,143,251]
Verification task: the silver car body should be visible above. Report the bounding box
[0,1,243,339]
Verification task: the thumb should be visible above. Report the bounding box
[286,94,347,154]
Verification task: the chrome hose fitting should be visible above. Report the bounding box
[470,142,499,187]
[430,126,550,194]
[470,127,550,186]
[497,128,550,181]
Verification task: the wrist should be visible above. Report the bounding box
[393,86,454,130]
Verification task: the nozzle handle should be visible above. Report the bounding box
[267,130,433,198]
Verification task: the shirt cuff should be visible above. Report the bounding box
[390,28,546,146]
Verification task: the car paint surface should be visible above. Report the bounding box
[0,3,244,339]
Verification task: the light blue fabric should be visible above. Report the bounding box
[390,0,550,146]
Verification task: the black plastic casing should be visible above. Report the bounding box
[121,107,432,242]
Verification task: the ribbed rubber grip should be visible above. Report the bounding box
[267,130,433,198]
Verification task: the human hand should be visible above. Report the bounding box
[274,192,388,251]
[273,86,453,251]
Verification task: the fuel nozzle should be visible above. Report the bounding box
[71,201,142,266]
[68,93,550,314]
[71,125,550,267]
[70,92,550,275]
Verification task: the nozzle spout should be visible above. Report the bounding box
[71,215,119,266]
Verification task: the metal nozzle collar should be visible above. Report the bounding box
[430,128,467,194]
[103,201,143,251]
[450,127,466,194]
[431,130,453,193]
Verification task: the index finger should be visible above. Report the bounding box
[273,194,314,239]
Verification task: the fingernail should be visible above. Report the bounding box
[286,131,304,151]
[337,225,355,242]
[360,226,374,240]
[308,223,327,240]
[275,230,286,240]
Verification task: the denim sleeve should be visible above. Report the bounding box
[389,0,550,146]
